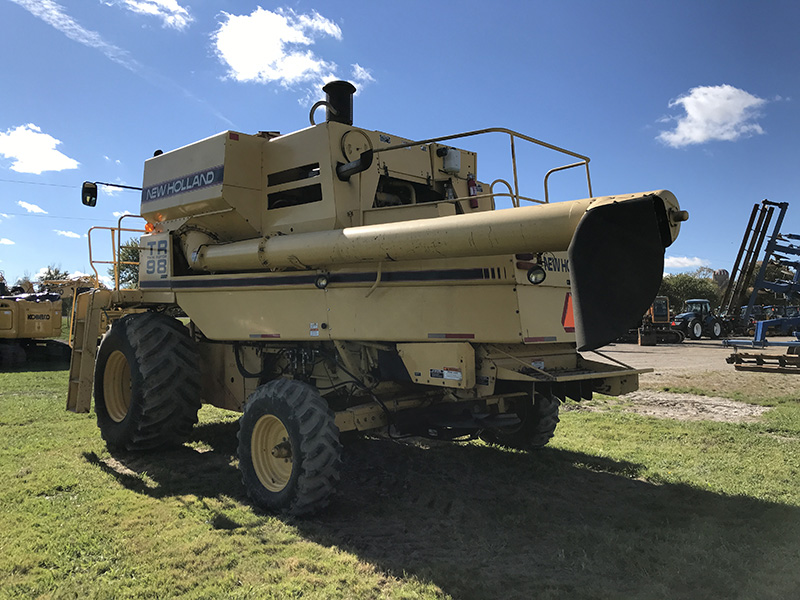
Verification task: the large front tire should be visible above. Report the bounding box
[688,318,703,340]
[238,378,341,516]
[94,313,202,451]
[480,391,560,450]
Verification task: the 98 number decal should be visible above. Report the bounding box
[145,239,169,277]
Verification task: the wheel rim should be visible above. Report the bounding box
[251,415,293,492]
[693,323,702,338]
[104,350,131,423]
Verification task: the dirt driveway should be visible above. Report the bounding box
[575,338,800,422]
[597,338,742,373]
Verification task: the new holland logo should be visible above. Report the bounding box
[143,165,224,203]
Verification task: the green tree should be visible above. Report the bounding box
[36,265,69,291]
[109,237,140,289]
[659,273,720,313]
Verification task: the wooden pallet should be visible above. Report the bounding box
[726,350,800,373]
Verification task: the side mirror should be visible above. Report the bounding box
[81,181,98,207]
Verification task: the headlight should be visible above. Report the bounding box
[526,265,546,285]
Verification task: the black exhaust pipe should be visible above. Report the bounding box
[323,80,356,125]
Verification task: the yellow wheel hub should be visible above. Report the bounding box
[104,350,131,423]
[251,415,293,492]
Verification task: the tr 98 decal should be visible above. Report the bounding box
[141,235,170,280]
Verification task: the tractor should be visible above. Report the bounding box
[671,299,723,340]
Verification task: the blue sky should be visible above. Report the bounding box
[1,0,799,287]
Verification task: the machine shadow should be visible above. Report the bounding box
[83,420,245,502]
[84,426,800,599]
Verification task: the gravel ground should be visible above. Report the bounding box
[594,337,795,374]
[575,338,798,422]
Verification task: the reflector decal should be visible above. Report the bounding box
[249,333,281,339]
[562,292,575,332]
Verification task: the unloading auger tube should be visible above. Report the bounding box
[183,190,687,352]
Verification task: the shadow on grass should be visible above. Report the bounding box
[82,420,244,502]
[84,426,800,600]
[0,359,71,373]
[0,340,72,372]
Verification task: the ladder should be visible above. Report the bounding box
[66,289,111,413]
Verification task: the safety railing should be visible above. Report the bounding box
[86,214,147,291]
[371,127,592,207]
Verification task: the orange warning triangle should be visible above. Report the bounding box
[562,292,575,332]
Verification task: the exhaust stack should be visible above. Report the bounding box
[322,80,356,125]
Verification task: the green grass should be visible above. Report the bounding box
[0,371,439,599]
[1,369,799,599]
[654,383,800,406]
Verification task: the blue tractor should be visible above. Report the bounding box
[671,299,723,340]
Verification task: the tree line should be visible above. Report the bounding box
[659,262,790,315]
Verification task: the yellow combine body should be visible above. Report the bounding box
[68,81,687,515]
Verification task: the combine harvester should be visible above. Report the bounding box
[68,81,687,514]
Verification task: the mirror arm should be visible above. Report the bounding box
[92,181,143,191]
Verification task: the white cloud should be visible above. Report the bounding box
[105,0,193,31]
[112,210,134,218]
[664,256,710,269]
[213,7,342,91]
[101,183,122,197]
[55,230,82,239]
[18,201,48,214]
[0,238,14,245]
[0,124,79,174]
[9,0,141,72]
[351,63,375,88]
[657,85,767,148]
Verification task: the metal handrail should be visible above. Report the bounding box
[543,161,593,203]
[371,127,592,206]
[86,215,147,290]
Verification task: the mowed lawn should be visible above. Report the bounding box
[1,368,798,599]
